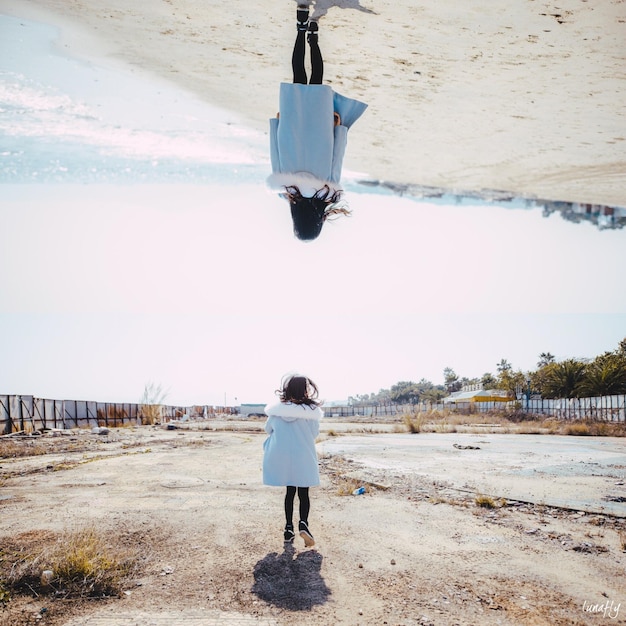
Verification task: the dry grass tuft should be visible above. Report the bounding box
[140,404,163,426]
[536,419,562,434]
[564,422,593,436]
[428,495,470,508]
[0,526,145,601]
[403,412,426,434]
[139,382,167,425]
[475,494,497,509]
[0,439,50,459]
[562,421,625,437]
[50,527,137,596]
[416,412,626,437]
[432,415,458,433]
[335,478,369,496]
[0,582,9,604]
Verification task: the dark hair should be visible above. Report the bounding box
[285,185,350,241]
[277,374,321,407]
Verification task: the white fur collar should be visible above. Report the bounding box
[265,402,324,421]
[267,172,342,195]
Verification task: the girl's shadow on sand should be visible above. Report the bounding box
[251,543,331,610]
[309,0,378,20]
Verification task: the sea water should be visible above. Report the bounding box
[0,13,267,184]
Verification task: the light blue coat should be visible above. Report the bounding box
[269,83,368,186]
[262,401,323,487]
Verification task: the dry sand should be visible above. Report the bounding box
[3,0,626,206]
[1,424,625,625]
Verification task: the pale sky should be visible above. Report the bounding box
[0,12,625,407]
[1,184,625,405]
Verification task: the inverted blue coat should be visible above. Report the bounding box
[269,83,368,186]
[262,401,323,487]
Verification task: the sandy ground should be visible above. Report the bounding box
[1,423,625,626]
[3,0,626,207]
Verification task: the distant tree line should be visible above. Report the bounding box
[348,338,626,405]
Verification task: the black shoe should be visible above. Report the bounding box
[297,5,309,31]
[307,20,318,43]
[284,524,295,542]
[299,520,315,547]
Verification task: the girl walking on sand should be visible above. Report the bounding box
[268,4,368,241]
[262,374,323,546]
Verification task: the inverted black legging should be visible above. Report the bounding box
[292,29,323,85]
[284,486,310,525]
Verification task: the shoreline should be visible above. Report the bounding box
[3,0,626,207]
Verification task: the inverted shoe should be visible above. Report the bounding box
[284,524,295,542]
[297,5,309,31]
[299,520,315,547]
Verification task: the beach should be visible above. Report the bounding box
[3,0,626,206]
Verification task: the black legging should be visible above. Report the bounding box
[292,29,323,85]
[284,486,310,525]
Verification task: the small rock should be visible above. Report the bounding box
[390,559,396,565]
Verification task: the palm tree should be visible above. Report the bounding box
[481,372,497,389]
[577,354,626,397]
[496,359,512,374]
[537,352,556,368]
[443,367,461,392]
[540,359,586,399]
